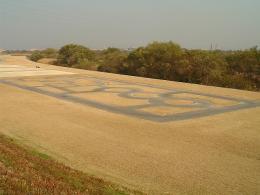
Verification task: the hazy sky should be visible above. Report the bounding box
[0,0,259,50]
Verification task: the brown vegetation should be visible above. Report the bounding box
[0,134,142,195]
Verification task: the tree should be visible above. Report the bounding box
[98,48,128,73]
[126,42,184,79]
[29,48,58,62]
[57,44,95,66]
[29,41,259,91]
[225,47,260,89]
[30,51,44,62]
[186,50,228,85]
[42,48,58,58]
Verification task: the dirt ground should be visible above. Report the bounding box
[0,55,260,194]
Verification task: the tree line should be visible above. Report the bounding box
[29,42,260,91]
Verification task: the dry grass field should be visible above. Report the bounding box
[0,134,142,195]
[0,55,260,194]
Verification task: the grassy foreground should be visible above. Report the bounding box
[0,134,143,195]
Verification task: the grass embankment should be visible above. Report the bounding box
[0,135,143,195]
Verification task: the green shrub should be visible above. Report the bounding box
[57,44,95,66]
[29,51,44,62]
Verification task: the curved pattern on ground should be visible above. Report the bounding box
[1,74,259,122]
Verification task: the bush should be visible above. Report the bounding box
[29,48,58,62]
[98,48,127,73]
[29,42,260,91]
[57,44,95,66]
[29,51,44,62]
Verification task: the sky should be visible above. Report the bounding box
[0,0,260,50]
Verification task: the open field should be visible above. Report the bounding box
[0,55,260,194]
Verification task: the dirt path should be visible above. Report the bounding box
[0,55,260,194]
